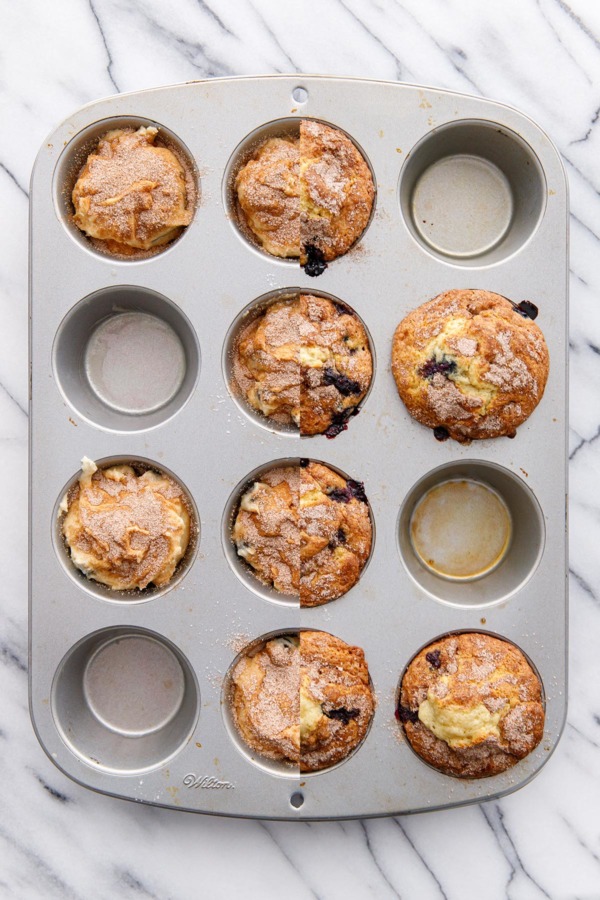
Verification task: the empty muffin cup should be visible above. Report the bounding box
[398,461,544,607]
[410,479,512,580]
[400,120,546,265]
[52,628,199,774]
[53,285,199,431]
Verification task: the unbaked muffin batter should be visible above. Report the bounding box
[72,126,195,256]
[62,458,191,590]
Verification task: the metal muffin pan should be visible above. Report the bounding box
[29,75,568,820]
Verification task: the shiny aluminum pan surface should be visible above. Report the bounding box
[29,75,568,820]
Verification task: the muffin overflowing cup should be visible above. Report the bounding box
[398,633,545,779]
[392,289,550,443]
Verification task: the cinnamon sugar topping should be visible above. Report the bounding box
[62,459,192,591]
[72,126,196,257]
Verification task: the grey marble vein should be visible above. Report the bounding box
[87,0,121,92]
[0,161,28,198]
[480,804,553,899]
[0,822,82,900]
[359,821,401,899]
[392,818,448,900]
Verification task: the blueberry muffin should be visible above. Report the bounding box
[300,630,375,772]
[235,120,374,272]
[231,462,372,606]
[299,461,371,607]
[299,119,375,271]
[229,631,375,772]
[61,457,192,590]
[230,634,300,765]
[398,633,545,778]
[391,289,550,442]
[72,126,195,256]
[231,294,372,436]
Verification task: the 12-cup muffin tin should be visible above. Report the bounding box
[29,75,568,819]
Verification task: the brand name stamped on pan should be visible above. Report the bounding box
[183,773,235,790]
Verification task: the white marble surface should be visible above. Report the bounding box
[2,1,600,897]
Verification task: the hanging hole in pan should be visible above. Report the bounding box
[292,87,308,104]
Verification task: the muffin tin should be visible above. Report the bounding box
[29,75,568,819]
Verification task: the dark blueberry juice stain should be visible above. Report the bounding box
[514,300,539,320]
[323,367,362,397]
[426,649,441,669]
[329,479,368,504]
[324,407,359,439]
[302,243,327,277]
[324,706,359,725]
[334,302,348,316]
[396,704,419,724]
[327,527,347,550]
[433,426,450,442]
[419,356,457,379]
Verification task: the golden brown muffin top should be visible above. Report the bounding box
[234,120,374,270]
[231,294,372,436]
[231,462,371,606]
[399,632,545,778]
[392,289,550,442]
[229,631,375,772]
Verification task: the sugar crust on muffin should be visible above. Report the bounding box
[398,632,545,778]
[72,126,195,256]
[231,294,372,436]
[235,120,374,268]
[391,289,550,442]
[231,462,372,607]
[229,631,375,772]
[61,457,191,591]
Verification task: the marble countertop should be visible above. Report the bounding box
[2,1,600,897]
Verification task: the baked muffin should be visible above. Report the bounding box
[299,462,371,607]
[300,119,375,269]
[398,633,545,778]
[231,294,372,436]
[300,630,375,772]
[231,462,372,606]
[391,289,550,442]
[230,634,300,765]
[229,631,374,772]
[72,126,195,256]
[235,120,374,272]
[61,457,191,590]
